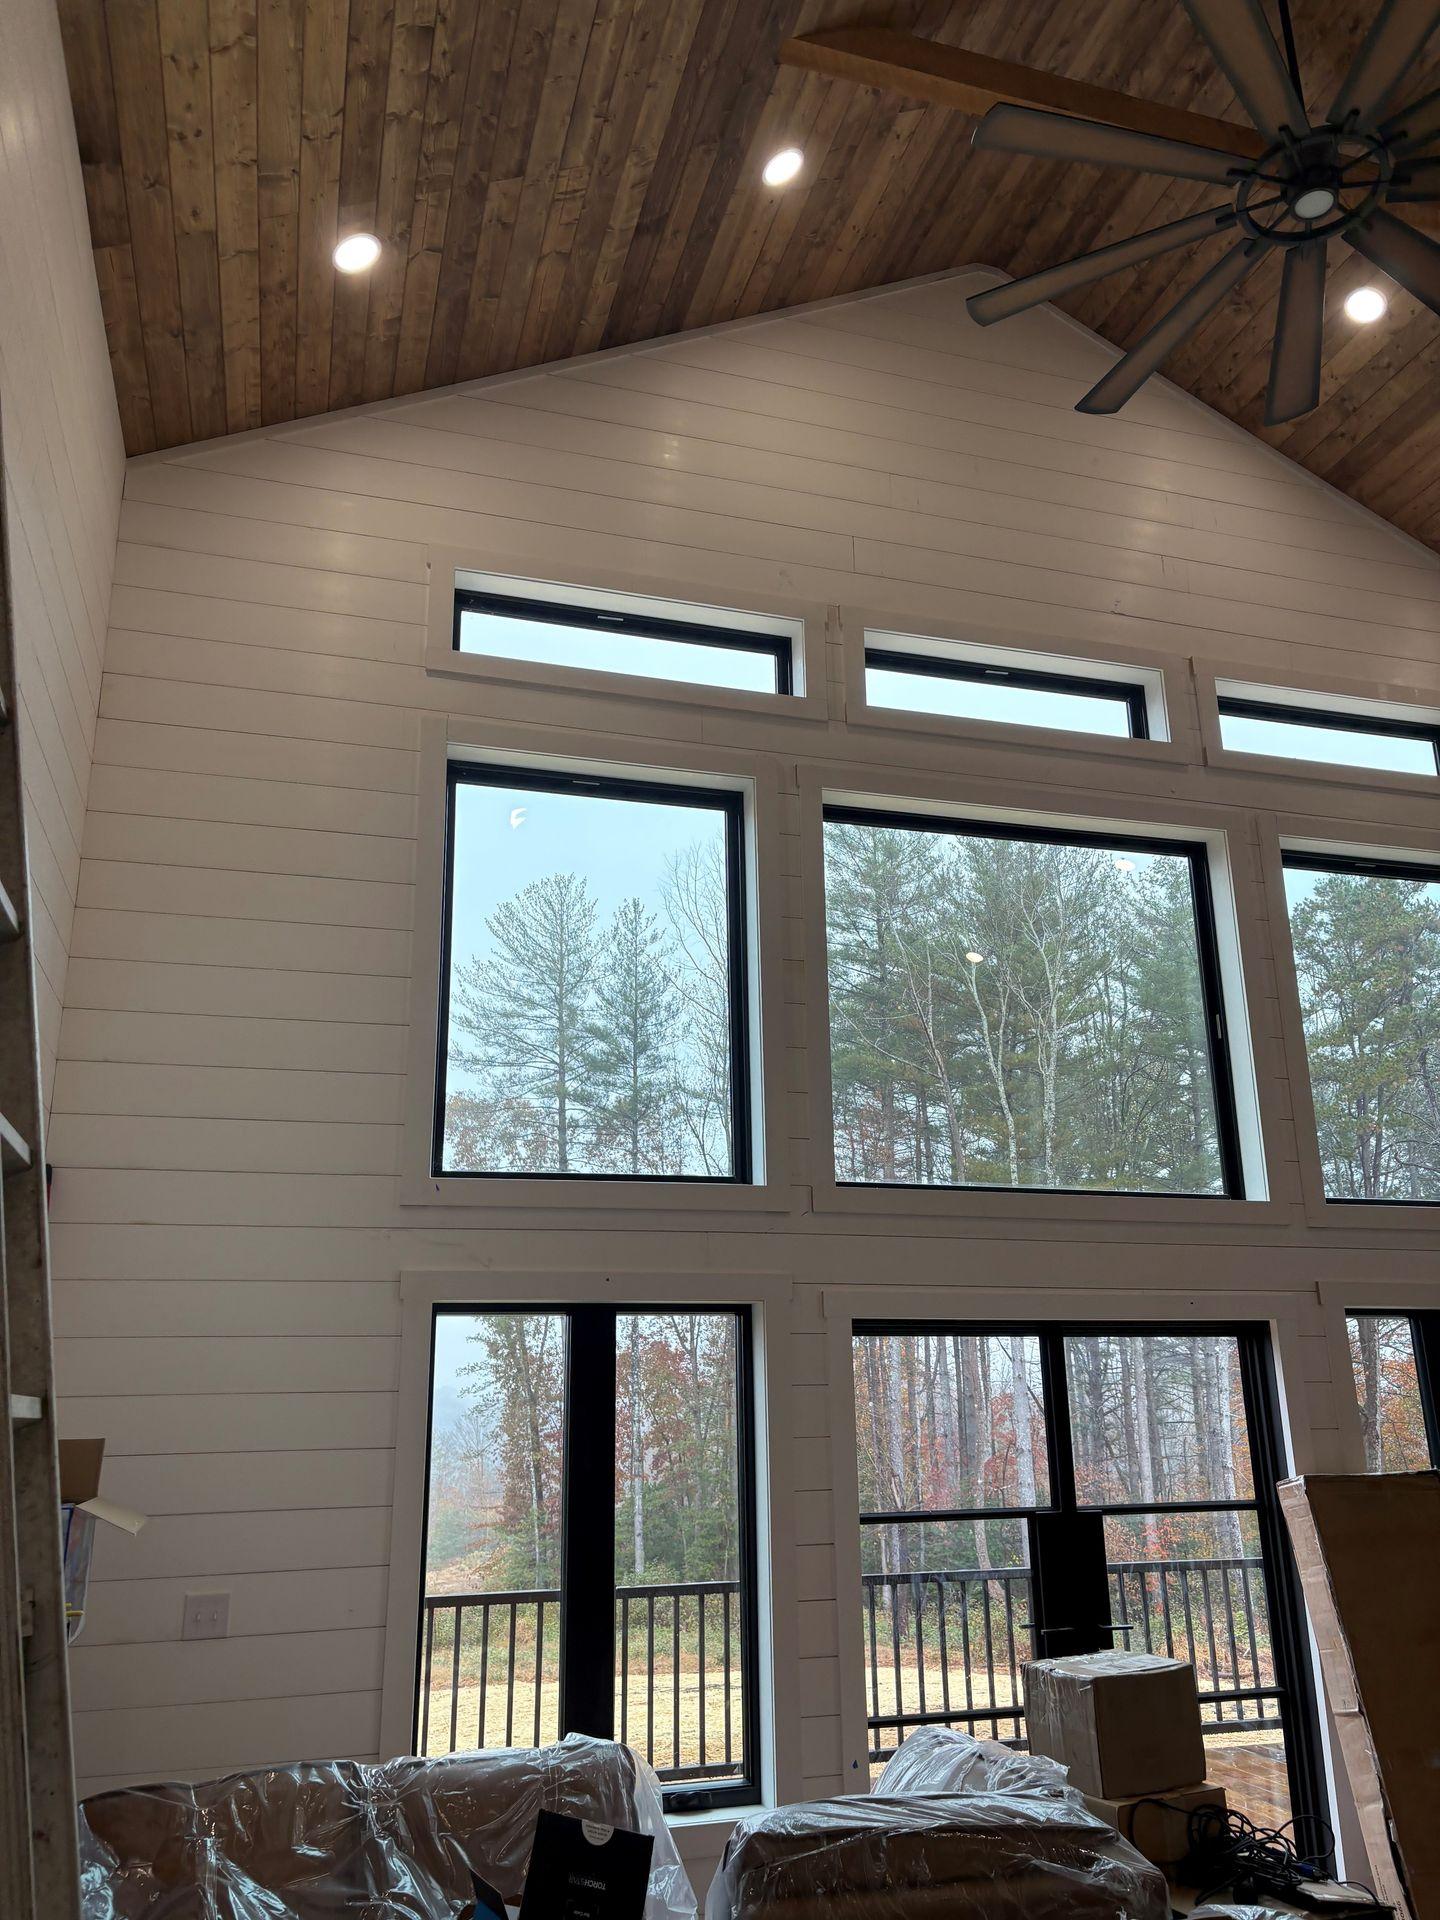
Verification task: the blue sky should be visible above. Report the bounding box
[865,665,1131,736]
[458,608,777,692]
[1221,710,1436,776]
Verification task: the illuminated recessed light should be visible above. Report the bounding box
[965,951,985,965]
[1114,856,1137,873]
[333,232,382,274]
[762,147,804,187]
[1344,284,1387,324]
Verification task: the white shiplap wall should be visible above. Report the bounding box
[53,272,1440,1876]
[0,0,124,1101]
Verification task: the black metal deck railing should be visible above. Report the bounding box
[419,1579,744,1783]
[419,1555,1280,1780]
[863,1555,1281,1760]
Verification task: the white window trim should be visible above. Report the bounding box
[423,545,832,721]
[815,1282,1327,1805]
[798,760,1286,1225]
[1263,816,1440,1232]
[839,604,1192,760]
[378,1266,803,1824]
[1197,657,1440,796]
[401,713,796,1211]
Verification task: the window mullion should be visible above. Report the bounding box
[560,1306,618,1740]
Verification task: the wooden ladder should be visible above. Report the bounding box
[0,426,82,1915]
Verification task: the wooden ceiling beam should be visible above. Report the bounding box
[777,26,1268,161]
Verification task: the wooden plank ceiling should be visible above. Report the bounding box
[58,0,1440,549]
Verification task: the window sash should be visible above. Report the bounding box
[1219,696,1440,776]
[865,648,1149,739]
[434,763,753,1182]
[454,587,793,695]
[822,807,1244,1198]
[420,1305,762,1810]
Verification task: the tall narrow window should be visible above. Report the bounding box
[851,1323,1323,1834]
[866,647,1147,739]
[824,809,1240,1195]
[1345,1311,1440,1471]
[1219,695,1440,777]
[454,586,794,695]
[1282,852,1440,1203]
[419,1305,759,1808]
[437,766,749,1180]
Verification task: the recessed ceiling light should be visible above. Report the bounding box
[333,232,382,274]
[762,147,804,187]
[1344,284,1387,324]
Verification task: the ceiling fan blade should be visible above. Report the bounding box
[777,28,1266,159]
[1265,242,1327,426]
[1392,154,1440,185]
[1349,207,1440,318]
[1388,186,1440,201]
[972,104,1242,185]
[1178,0,1309,143]
[968,208,1239,326]
[1077,240,1265,414]
[1380,82,1440,153]
[1331,0,1440,131]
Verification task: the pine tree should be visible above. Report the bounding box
[447,872,599,1172]
[586,897,681,1174]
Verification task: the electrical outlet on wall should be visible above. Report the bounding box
[182,1591,230,1640]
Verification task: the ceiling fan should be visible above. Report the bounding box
[779,1,1440,424]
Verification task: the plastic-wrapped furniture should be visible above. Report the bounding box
[705,1731,1168,1920]
[78,1733,696,1920]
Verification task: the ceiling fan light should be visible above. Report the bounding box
[333,232,382,274]
[762,147,804,187]
[1293,185,1337,220]
[1344,284,1388,322]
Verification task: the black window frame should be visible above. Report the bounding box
[415,1302,763,1812]
[434,761,753,1183]
[864,647,1150,740]
[453,586,795,696]
[850,1318,1328,1850]
[1345,1307,1440,1468]
[1281,847,1440,1208]
[1218,694,1440,776]
[822,805,1245,1198]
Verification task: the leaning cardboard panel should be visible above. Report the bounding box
[1278,1473,1440,1920]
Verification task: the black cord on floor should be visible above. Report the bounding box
[1129,1798,1384,1911]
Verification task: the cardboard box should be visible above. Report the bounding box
[1081,1781,1227,1867]
[1023,1650,1207,1798]
[60,1439,146,1643]
[1280,1473,1440,1920]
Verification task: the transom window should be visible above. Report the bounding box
[1219,693,1440,778]
[1345,1311,1440,1472]
[865,645,1148,739]
[454,582,794,695]
[1282,851,1440,1203]
[436,764,750,1181]
[418,1305,760,1810]
[823,807,1241,1196]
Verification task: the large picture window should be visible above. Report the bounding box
[823,809,1240,1195]
[417,1305,760,1809]
[1282,852,1440,1203]
[436,766,749,1180]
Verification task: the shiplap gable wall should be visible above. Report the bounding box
[0,0,124,1103]
[51,271,1440,1874]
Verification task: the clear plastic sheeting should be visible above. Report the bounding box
[78,1733,696,1920]
[873,1727,1069,1798]
[707,1730,1169,1920]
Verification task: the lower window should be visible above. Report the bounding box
[417,1305,760,1808]
[851,1322,1323,1833]
[1345,1310,1440,1471]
